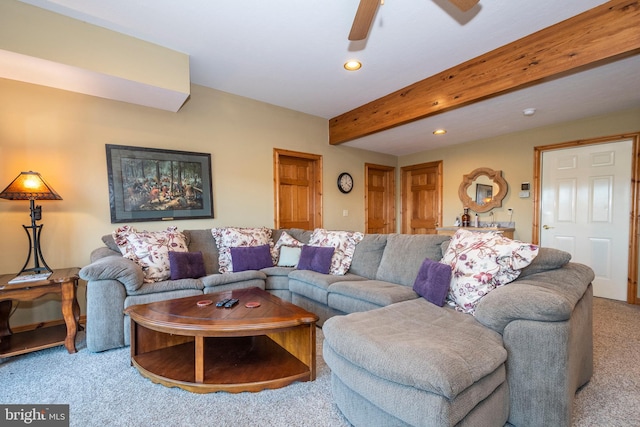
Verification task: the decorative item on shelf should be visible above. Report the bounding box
[0,171,62,275]
[337,172,353,194]
[461,207,470,227]
[458,167,508,213]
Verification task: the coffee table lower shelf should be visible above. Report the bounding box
[132,335,312,393]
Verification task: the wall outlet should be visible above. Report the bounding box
[342,209,349,217]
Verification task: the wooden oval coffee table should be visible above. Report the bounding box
[125,287,319,393]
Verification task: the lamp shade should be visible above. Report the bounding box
[0,171,62,201]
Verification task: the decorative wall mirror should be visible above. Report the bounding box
[458,167,508,213]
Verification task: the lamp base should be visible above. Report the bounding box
[18,219,53,276]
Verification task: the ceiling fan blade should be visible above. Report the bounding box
[448,0,479,12]
[349,0,380,41]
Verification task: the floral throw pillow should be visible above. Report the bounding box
[211,227,273,273]
[441,229,539,315]
[113,225,189,283]
[274,231,304,264]
[308,228,364,275]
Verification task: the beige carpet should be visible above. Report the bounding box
[1,296,638,426]
[572,297,640,426]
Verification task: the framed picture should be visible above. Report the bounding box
[106,144,214,223]
[475,183,493,206]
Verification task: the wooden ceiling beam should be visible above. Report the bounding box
[329,0,640,145]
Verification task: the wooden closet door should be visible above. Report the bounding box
[401,161,442,234]
[274,149,322,230]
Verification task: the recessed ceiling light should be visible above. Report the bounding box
[523,108,536,116]
[433,129,447,135]
[344,60,362,71]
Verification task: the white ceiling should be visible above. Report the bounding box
[17,0,640,156]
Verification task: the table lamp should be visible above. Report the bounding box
[0,171,62,275]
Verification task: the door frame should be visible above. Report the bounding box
[533,132,640,304]
[400,160,443,234]
[273,148,323,230]
[364,163,396,234]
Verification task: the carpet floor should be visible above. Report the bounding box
[1,296,638,426]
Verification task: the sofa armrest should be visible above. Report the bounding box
[473,262,594,334]
[79,256,144,293]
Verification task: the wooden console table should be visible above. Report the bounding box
[436,226,515,239]
[0,268,80,357]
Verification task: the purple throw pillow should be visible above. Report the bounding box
[169,251,206,280]
[413,258,452,306]
[230,244,273,272]
[297,245,335,274]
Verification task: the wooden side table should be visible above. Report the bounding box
[0,267,80,357]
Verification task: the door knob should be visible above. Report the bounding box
[543,225,554,230]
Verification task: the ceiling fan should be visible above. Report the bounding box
[349,0,479,41]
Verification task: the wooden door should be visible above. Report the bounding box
[273,149,322,230]
[401,161,442,234]
[365,163,395,234]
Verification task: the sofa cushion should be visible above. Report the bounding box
[297,245,334,274]
[230,244,273,271]
[277,245,302,267]
[375,234,451,286]
[273,228,312,245]
[211,227,273,273]
[288,270,366,304]
[328,280,418,312]
[200,270,267,288]
[126,277,204,296]
[348,234,387,280]
[442,229,539,315]
[518,247,571,278]
[309,228,364,275]
[322,298,507,399]
[413,258,452,306]
[183,229,220,275]
[169,251,206,280]
[113,225,189,283]
[101,234,121,253]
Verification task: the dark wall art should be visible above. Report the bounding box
[106,144,214,223]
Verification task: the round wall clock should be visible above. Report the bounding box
[337,172,353,194]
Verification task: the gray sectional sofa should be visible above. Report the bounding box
[79,227,594,427]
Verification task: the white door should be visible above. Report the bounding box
[540,139,632,301]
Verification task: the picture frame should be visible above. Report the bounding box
[106,144,214,223]
[475,183,493,206]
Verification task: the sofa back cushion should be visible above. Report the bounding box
[518,247,571,278]
[375,234,451,286]
[273,228,313,245]
[183,229,220,275]
[349,234,388,279]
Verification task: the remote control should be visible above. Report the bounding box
[224,298,239,308]
[216,298,231,308]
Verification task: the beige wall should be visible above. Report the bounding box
[0,78,394,326]
[398,107,640,242]
[2,75,638,327]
